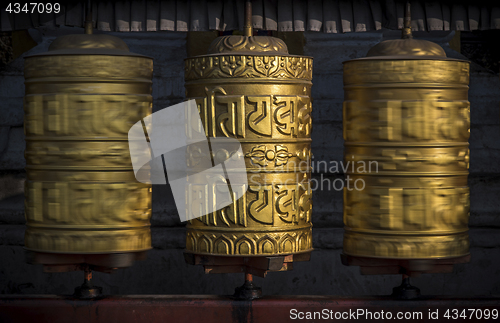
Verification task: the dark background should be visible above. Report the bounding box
[0,2,500,296]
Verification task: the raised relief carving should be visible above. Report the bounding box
[298,98,312,136]
[220,56,246,76]
[186,229,312,256]
[207,35,288,55]
[245,145,268,167]
[25,228,152,253]
[185,56,313,256]
[274,96,298,136]
[344,231,470,258]
[247,95,272,137]
[344,186,470,231]
[248,185,274,225]
[254,56,280,76]
[298,183,312,223]
[275,186,298,224]
[25,181,150,225]
[185,56,313,81]
[25,56,153,79]
[217,95,246,138]
[344,100,470,143]
[189,181,312,229]
[220,184,248,227]
[345,146,469,173]
[24,53,153,255]
[25,94,151,138]
[245,145,295,167]
[195,87,311,139]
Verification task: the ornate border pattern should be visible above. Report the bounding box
[185,56,313,81]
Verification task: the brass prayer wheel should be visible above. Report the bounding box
[23,32,153,262]
[342,23,470,261]
[184,34,313,257]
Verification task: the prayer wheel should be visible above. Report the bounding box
[23,31,153,269]
[342,19,470,266]
[183,33,313,258]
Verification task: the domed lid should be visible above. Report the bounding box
[350,2,457,61]
[207,35,288,55]
[199,1,293,57]
[366,38,446,57]
[26,19,148,58]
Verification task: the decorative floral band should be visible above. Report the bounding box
[185,55,313,81]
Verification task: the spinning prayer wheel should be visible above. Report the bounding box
[342,8,470,272]
[183,15,313,261]
[23,27,153,270]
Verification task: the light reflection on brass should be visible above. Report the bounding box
[342,15,470,259]
[184,34,313,256]
[23,34,153,254]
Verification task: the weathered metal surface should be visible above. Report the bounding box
[184,252,310,277]
[23,30,153,259]
[1,295,499,323]
[25,250,148,272]
[183,14,313,257]
[341,254,471,276]
[342,6,470,261]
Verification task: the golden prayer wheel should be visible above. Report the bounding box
[342,17,470,265]
[183,32,313,258]
[23,30,153,269]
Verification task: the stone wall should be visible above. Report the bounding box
[0,27,499,296]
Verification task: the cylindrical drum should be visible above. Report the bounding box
[23,34,153,258]
[184,35,313,256]
[342,37,470,259]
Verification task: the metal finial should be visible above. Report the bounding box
[244,0,253,37]
[402,1,412,39]
[84,0,93,34]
